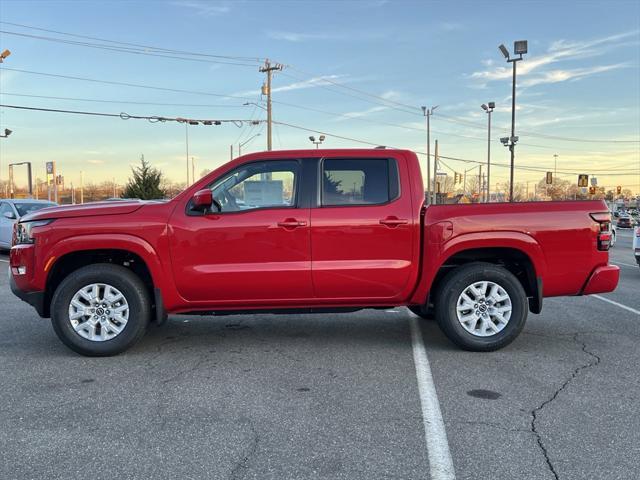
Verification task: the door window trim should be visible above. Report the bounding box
[318,157,401,208]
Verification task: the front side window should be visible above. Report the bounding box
[322,158,398,206]
[210,160,298,213]
[0,203,13,217]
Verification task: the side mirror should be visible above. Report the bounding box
[3,211,16,220]
[192,189,222,212]
[192,189,213,211]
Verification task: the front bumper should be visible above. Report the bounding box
[8,269,47,317]
[581,265,620,295]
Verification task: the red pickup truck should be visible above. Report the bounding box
[9,149,619,356]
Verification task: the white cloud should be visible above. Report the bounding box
[267,31,346,42]
[86,159,105,165]
[471,30,639,87]
[336,105,387,120]
[235,75,350,96]
[170,1,230,16]
[521,63,628,87]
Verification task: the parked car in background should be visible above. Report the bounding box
[611,222,617,247]
[0,199,57,251]
[634,226,640,270]
[616,214,634,229]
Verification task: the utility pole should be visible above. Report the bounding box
[259,59,283,151]
[478,164,483,200]
[553,154,558,180]
[80,171,84,204]
[421,105,438,205]
[191,157,195,184]
[184,124,190,185]
[230,144,234,161]
[481,102,495,202]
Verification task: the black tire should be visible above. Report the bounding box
[51,264,151,356]
[408,305,435,320]
[434,262,528,352]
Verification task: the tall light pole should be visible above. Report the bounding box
[498,40,527,202]
[553,154,558,179]
[184,123,190,185]
[239,133,261,156]
[421,105,438,205]
[309,135,325,149]
[481,103,495,202]
[0,128,12,196]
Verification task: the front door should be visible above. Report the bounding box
[169,159,313,306]
[311,157,415,302]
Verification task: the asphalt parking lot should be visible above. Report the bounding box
[1,231,638,480]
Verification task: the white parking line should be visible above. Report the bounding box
[612,261,638,268]
[409,317,456,480]
[0,259,8,263]
[592,295,640,315]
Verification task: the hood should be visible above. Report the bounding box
[20,200,162,222]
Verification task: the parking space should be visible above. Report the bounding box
[1,250,638,480]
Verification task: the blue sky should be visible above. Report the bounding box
[0,0,639,194]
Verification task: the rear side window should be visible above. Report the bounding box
[321,158,399,206]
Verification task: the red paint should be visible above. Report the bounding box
[10,148,618,316]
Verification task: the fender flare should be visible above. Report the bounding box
[411,231,547,307]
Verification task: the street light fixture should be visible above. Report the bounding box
[239,133,261,156]
[481,102,495,202]
[498,40,527,202]
[309,135,326,149]
[0,128,11,138]
[0,49,10,63]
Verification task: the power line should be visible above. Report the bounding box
[0,92,246,108]
[0,67,253,102]
[0,21,262,61]
[0,103,259,126]
[0,29,260,67]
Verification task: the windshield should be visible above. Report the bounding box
[14,203,56,217]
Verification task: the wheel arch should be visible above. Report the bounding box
[43,234,167,319]
[412,232,546,314]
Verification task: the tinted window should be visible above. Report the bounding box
[322,158,398,206]
[209,160,298,213]
[14,203,55,217]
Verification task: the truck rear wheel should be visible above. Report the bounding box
[51,264,151,356]
[435,262,527,351]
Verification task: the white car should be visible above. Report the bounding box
[0,199,57,250]
[611,222,617,247]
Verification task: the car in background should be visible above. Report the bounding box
[0,199,57,250]
[610,222,617,247]
[634,226,640,270]
[616,213,634,229]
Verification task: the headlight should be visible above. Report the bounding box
[13,220,54,245]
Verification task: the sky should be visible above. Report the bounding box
[0,0,639,195]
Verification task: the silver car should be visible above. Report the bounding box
[0,199,57,250]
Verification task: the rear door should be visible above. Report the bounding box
[310,156,415,301]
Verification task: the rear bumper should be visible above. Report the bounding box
[581,265,620,295]
[8,269,47,317]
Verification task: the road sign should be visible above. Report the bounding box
[578,174,589,188]
[591,177,597,186]
[546,172,553,185]
[46,161,54,175]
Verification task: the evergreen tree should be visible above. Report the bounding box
[122,155,166,200]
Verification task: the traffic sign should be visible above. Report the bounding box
[46,161,54,175]
[578,174,589,188]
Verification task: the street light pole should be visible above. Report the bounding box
[481,103,495,202]
[239,133,262,156]
[309,135,325,149]
[499,41,527,202]
[421,105,438,205]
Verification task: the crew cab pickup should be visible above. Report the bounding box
[9,149,619,356]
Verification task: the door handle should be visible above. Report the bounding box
[379,217,409,227]
[277,219,307,228]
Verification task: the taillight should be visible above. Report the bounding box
[590,212,611,251]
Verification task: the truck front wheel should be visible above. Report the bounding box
[51,264,151,356]
[435,263,528,351]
